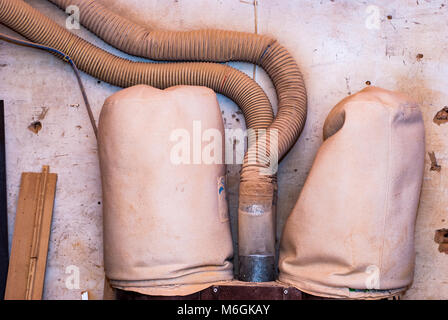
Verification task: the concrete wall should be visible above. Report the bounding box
[0,0,447,299]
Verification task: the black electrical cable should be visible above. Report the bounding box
[0,101,7,300]
[0,32,98,139]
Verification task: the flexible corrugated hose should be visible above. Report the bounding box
[0,0,307,282]
[47,0,307,172]
[0,32,98,139]
[0,0,273,130]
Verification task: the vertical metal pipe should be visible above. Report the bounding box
[238,182,277,282]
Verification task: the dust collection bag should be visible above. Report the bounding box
[98,85,233,296]
[278,87,425,299]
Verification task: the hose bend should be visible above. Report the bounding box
[0,0,274,131]
[48,0,308,169]
[47,0,308,282]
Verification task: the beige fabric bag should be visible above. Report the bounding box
[98,85,234,296]
[278,87,425,299]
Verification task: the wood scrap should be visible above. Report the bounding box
[5,166,57,300]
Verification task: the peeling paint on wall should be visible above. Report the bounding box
[428,151,441,172]
[433,106,448,125]
[434,229,448,254]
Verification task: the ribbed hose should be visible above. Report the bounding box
[0,33,99,139]
[48,0,308,182]
[47,1,308,282]
[0,0,308,282]
[0,0,273,131]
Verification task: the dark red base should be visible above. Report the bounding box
[115,281,331,300]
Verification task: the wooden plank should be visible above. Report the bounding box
[5,166,57,300]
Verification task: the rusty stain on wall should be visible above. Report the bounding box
[434,229,448,254]
[27,121,42,134]
[433,106,448,125]
[37,107,49,120]
[428,151,441,172]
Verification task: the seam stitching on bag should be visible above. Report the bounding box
[378,108,392,282]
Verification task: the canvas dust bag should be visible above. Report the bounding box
[98,85,233,296]
[278,86,425,299]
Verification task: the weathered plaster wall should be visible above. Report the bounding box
[0,0,447,299]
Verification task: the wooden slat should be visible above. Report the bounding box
[5,166,57,300]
